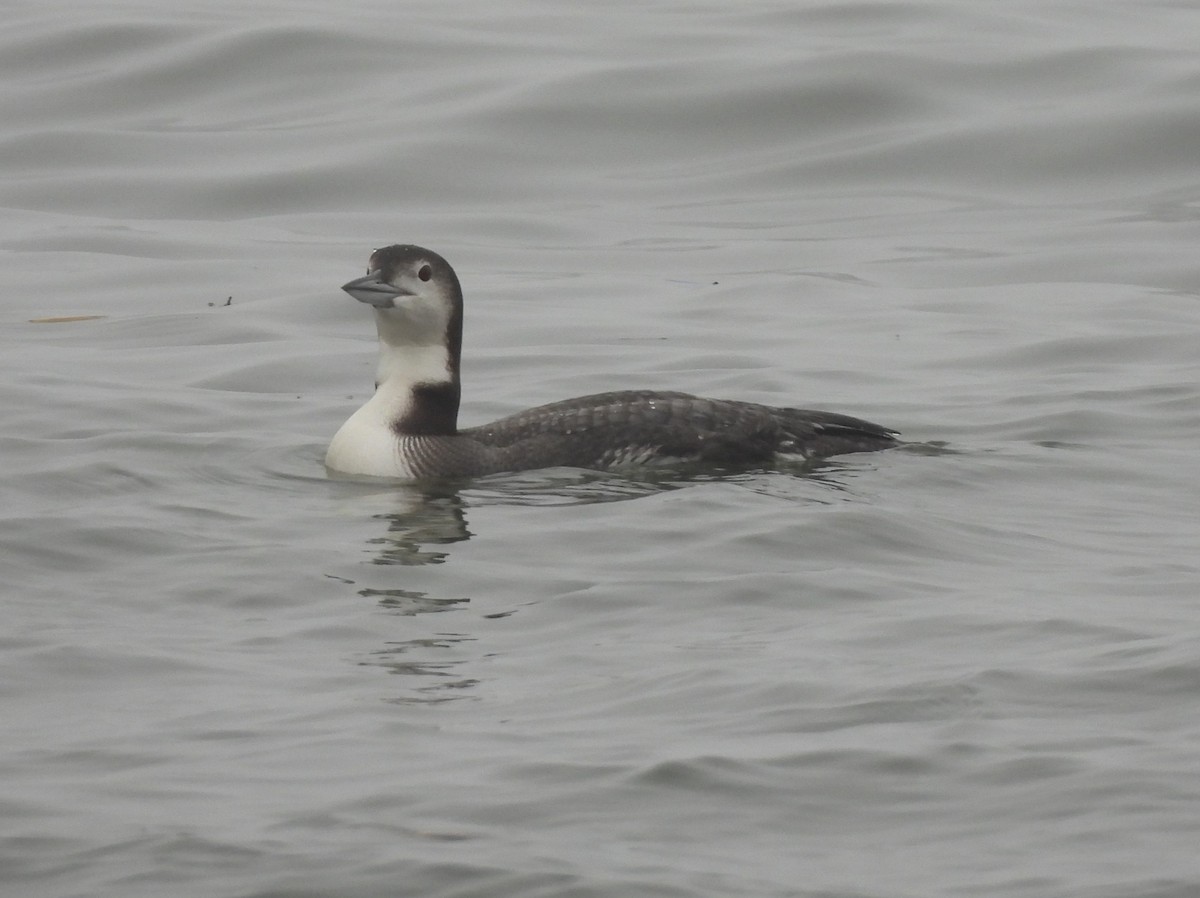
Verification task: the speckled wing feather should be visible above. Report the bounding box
[458,390,897,473]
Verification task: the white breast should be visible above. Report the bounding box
[326,319,454,477]
[325,390,418,477]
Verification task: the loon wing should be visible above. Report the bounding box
[460,390,896,470]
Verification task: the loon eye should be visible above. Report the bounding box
[418,264,432,282]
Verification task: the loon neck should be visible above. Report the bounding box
[373,307,462,436]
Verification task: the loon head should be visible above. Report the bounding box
[342,244,463,352]
[340,244,464,434]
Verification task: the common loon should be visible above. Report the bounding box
[325,245,898,479]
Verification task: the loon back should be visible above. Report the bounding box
[325,245,899,479]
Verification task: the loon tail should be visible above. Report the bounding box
[774,407,900,458]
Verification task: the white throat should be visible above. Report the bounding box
[374,340,452,391]
[372,299,454,388]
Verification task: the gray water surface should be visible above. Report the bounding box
[3,2,1200,897]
